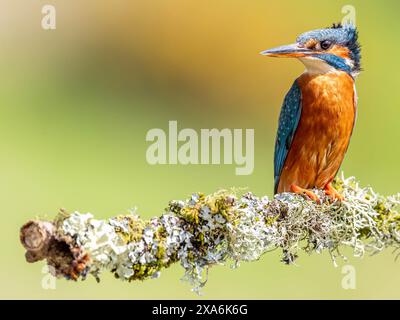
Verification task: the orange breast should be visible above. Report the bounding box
[277,71,356,193]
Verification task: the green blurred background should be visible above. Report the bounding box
[1,0,400,299]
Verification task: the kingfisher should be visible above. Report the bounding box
[261,23,361,201]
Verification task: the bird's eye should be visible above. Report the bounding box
[320,40,333,50]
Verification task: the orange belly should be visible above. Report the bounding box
[277,71,356,193]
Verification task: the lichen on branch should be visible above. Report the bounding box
[20,174,400,293]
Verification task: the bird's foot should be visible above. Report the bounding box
[324,182,345,202]
[290,184,321,204]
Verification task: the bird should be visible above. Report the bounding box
[261,23,361,201]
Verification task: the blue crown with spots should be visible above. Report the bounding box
[297,23,361,74]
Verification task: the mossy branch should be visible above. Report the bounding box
[20,174,400,293]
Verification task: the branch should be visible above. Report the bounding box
[20,174,400,293]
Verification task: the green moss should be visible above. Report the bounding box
[358,227,372,238]
[180,207,200,224]
[129,264,159,281]
[113,215,145,243]
[205,191,237,222]
[153,225,171,265]
[265,214,279,226]
[373,200,400,234]
[53,208,71,230]
[156,244,166,260]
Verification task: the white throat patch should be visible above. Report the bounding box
[299,57,337,75]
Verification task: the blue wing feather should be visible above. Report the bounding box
[274,80,302,193]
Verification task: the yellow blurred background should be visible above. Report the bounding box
[1,0,400,299]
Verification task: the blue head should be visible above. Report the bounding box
[261,23,361,77]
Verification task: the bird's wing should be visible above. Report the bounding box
[274,80,302,193]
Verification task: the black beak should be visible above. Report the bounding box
[260,43,313,58]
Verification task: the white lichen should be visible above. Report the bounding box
[49,174,400,293]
